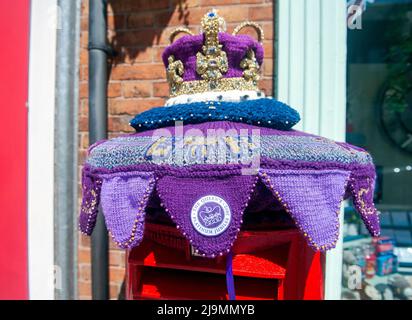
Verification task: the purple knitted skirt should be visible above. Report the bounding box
[79,121,379,257]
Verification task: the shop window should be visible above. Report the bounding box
[343,0,412,300]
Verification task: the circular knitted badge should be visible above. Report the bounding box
[190,195,231,237]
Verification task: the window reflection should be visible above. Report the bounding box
[343,0,412,300]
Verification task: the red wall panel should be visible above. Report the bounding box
[0,0,30,299]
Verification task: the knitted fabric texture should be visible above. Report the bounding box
[79,122,380,255]
[87,122,372,170]
[130,98,300,132]
[163,32,264,81]
[99,172,155,248]
[79,170,102,235]
[156,174,257,257]
[259,169,350,250]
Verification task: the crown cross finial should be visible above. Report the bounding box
[196,10,228,89]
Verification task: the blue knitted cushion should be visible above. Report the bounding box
[130,98,300,132]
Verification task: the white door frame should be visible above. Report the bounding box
[276,0,348,300]
[27,0,58,300]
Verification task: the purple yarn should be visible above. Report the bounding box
[79,171,102,235]
[112,121,311,138]
[348,175,380,236]
[156,174,257,257]
[79,120,380,253]
[79,160,380,253]
[260,169,350,251]
[100,172,155,249]
[162,33,264,81]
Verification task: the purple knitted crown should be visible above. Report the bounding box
[162,9,264,97]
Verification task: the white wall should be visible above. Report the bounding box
[27,0,57,300]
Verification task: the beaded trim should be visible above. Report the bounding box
[79,177,102,236]
[348,177,380,237]
[169,76,259,97]
[155,174,259,258]
[107,176,156,249]
[258,170,350,252]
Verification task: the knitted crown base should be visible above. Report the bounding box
[79,165,379,256]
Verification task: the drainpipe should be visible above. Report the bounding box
[88,0,111,300]
[55,0,81,300]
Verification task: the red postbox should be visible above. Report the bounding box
[126,222,323,300]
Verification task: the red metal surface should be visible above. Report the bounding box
[127,224,324,300]
[0,0,30,299]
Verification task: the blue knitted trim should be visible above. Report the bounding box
[130,98,300,132]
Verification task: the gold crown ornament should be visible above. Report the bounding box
[163,9,265,97]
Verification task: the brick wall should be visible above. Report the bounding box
[78,0,275,299]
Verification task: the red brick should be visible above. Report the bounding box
[79,264,91,282]
[239,0,264,3]
[79,99,88,117]
[108,14,126,30]
[79,233,91,247]
[263,40,273,58]
[79,83,88,99]
[263,58,273,76]
[115,29,159,46]
[171,0,200,7]
[109,267,126,283]
[80,49,88,65]
[110,0,169,12]
[249,5,273,21]
[153,81,170,98]
[79,133,89,150]
[80,17,88,31]
[109,250,125,268]
[108,83,122,98]
[153,46,167,62]
[111,64,165,80]
[122,81,152,98]
[108,116,135,132]
[262,23,274,40]
[109,98,164,115]
[80,65,88,81]
[259,78,273,96]
[127,14,154,29]
[81,0,89,17]
[155,7,204,27]
[214,7,249,23]
[78,247,90,264]
[78,281,91,297]
[80,31,88,48]
[114,47,153,65]
[110,284,121,299]
[200,0,234,5]
[79,116,88,132]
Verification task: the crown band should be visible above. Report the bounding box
[169,77,259,97]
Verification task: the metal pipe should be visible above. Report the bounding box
[88,0,109,300]
[54,0,81,300]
